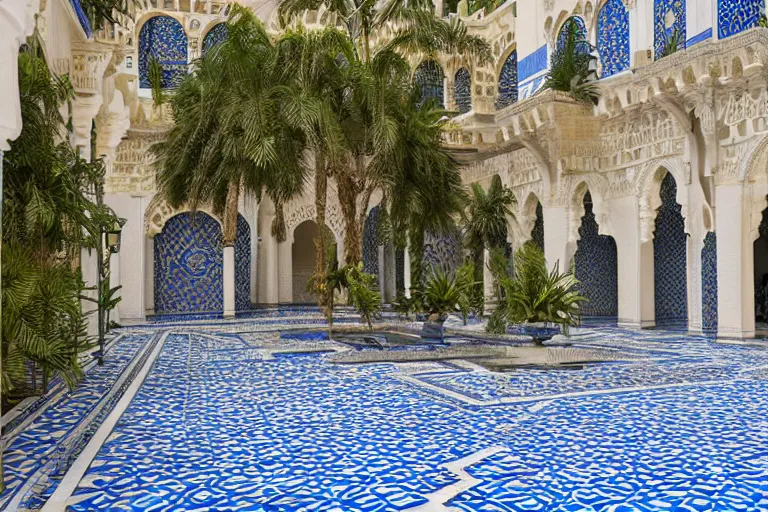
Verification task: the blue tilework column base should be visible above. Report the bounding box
[654,173,688,326]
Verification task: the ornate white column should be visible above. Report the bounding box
[223,246,235,317]
[715,183,755,339]
[278,240,292,303]
[483,248,496,315]
[403,243,411,298]
[0,0,38,150]
[542,204,569,272]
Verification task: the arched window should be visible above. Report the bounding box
[654,0,686,59]
[454,68,472,114]
[557,16,589,53]
[202,23,228,55]
[717,0,764,39]
[413,60,445,107]
[139,16,188,89]
[598,0,630,77]
[495,50,518,110]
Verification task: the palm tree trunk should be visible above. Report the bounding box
[336,171,362,265]
[409,227,424,292]
[222,180,240,247]
[314,154,327,275]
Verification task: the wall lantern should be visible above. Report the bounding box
[107,218,127,254]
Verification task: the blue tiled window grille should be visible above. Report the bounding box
[598,0,630,77]
[557,16,590,54]
[454,68,472,114]
[202,23,228,55]
[654,0,686,59]
[495,50,518,110]
[414,60,445,108]
[718,0,765,39]
[139,16,188,89]
[653,172,688,326]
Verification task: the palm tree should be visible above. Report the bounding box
[462,173,516,307]
[464,174,517,254]
[544,18,599,104]
[153,6,309,250]
[3,41,111,397]
[278,0,491,267]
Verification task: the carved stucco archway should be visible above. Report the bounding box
[566,174,612,244]
[144,194,223,237]
[285,202,345,245]
[744,135,768,242]
[636,157,691,243]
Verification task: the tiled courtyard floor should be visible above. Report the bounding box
[2,312,768,511]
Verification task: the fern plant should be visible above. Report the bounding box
[498,242,587,335]
[658,27,684,59]
[544,18,599,104]
[147,55,165,108]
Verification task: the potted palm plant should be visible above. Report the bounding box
[498,242,587,343]
[420,269,463,340]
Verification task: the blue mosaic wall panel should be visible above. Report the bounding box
[531,201,544,252]
[414,60,445,108]
[495,50,518,111]
[202,23,227,55]
[701,232,718,332]
[518,45,548,83]
[155,212,223,314]
[718,0,764,39]
[454,68,472,114]
[653,173,688,325]
[598,0,630,78]
[556,16,589,53]
[654,0,686,59]
[235,215,251,311]
[362,206,380,277]
[423,227,463,277]
[574,193,618,316]
[139,15,188,89]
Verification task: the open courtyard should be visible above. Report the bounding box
[1,311,766,511]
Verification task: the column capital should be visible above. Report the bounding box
[0,0,41,150]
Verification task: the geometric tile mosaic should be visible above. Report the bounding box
[423,226,463,277]
[718,0,764,40]
[654,0,686,59]
[598,0,630,78]
[701,231,718,332]
[454,67,472,114]
[654,172,688,326]
[139,15,188,89]
[235,215,251,311]
[557,16,590,55]
[154,212,224,314]
[414,60,445,108]
[574,192,618,316]
[531,201,544,252]
[202,22,227,55]
[495,49,518,111]
[154,212,251,314]
[362,205,380,277]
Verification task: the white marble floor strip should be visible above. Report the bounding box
[397,374,742,407]
[405,446,508,511]
[40,331,172,512]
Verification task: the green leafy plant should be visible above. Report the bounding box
[147,56,165,108]
[3,42,115,397]
[455,262,480,325]
[498,242,587,336]
[486,308,507,334]
[658,27,684,59]
[393,292,415,319]
[759,14,768,28]
[345,264,382,330]
[544,18,599,104]
[423,268,462,317]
